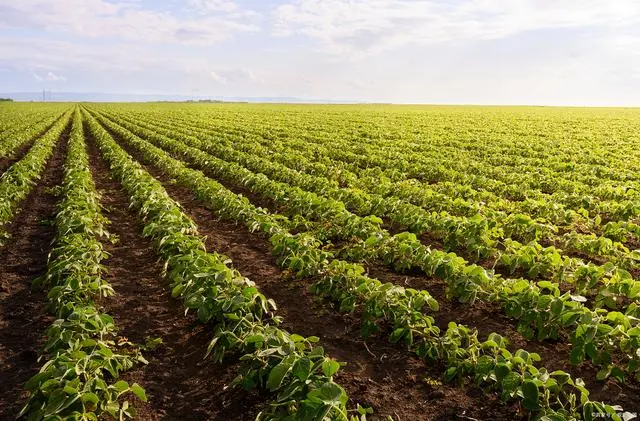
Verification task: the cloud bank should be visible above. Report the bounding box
[0,0,639,105]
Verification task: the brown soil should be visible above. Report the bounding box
[85,132,267,420]
[108,129,522,420]
[0,123,70,418]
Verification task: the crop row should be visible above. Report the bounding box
[82,109,359,420]
[98,110,640,306]
[112,106,640,226]
[20,109,147,420]
[0,109,72,245]
[137,110,640,257]
[0,110,67,159]
[0,106,60,143]
[84,107,626,419]
[87,107,640,385]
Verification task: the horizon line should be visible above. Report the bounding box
[1,91,639,108]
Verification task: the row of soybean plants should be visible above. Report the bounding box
[0,106,69,158]
[89,108,640,385]
[97,109,640,309]
[97,104,637,192]
[227,107,640,233]
[128,108,640,270]
[102,104,640,265]
[0,105,52,139]
[112,105,640,227]
[236,107,640,212]
[82,109,362,421]
[20,110,147,420]
[0,109,72,245]
[84,107,625,420]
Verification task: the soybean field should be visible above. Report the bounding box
[1,102,639,421]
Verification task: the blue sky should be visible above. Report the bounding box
[0,0,639,105]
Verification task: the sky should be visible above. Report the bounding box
[0,0,639,105]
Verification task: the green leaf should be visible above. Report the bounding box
[494,363,511,381]
[81,392,100,405]
[292,357,312,381]
[205,336,218,358]
[318,382,344,404]
[627,327,640,337]
[596,367,611,381]
[267,360,292,391]
[105,401,120,416]
[550,299,564,315]
[389,328,406,343]
[309,346,325,358]
[550,370,570,385]
[521,380,540,410]
[570,345,585,365]
[322,360,341,378]
[357,404,374,415]
[245,334,264,344]
[63,384,78,395]
[583,402,594,421]
[24,372,49,391]
[131,383,147,402]
[444,367,457,382]
[585,342,598,361]
[44,390,67,415]
[502,372,521,394]
[113,380,129,393]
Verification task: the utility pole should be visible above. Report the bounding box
[190,88,200,102]
[42,88,45,102]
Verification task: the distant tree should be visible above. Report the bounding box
[0,98,13,102]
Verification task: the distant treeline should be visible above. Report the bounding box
[0,98,13,102]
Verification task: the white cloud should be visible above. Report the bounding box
[187,0,238,14]
[210,67,259,85]
[0,37,167,73]
[1,0,639,105]
[0,0,258,45]
[30,68,67,82]
[40,71,66,82]
[273,0,640,56]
